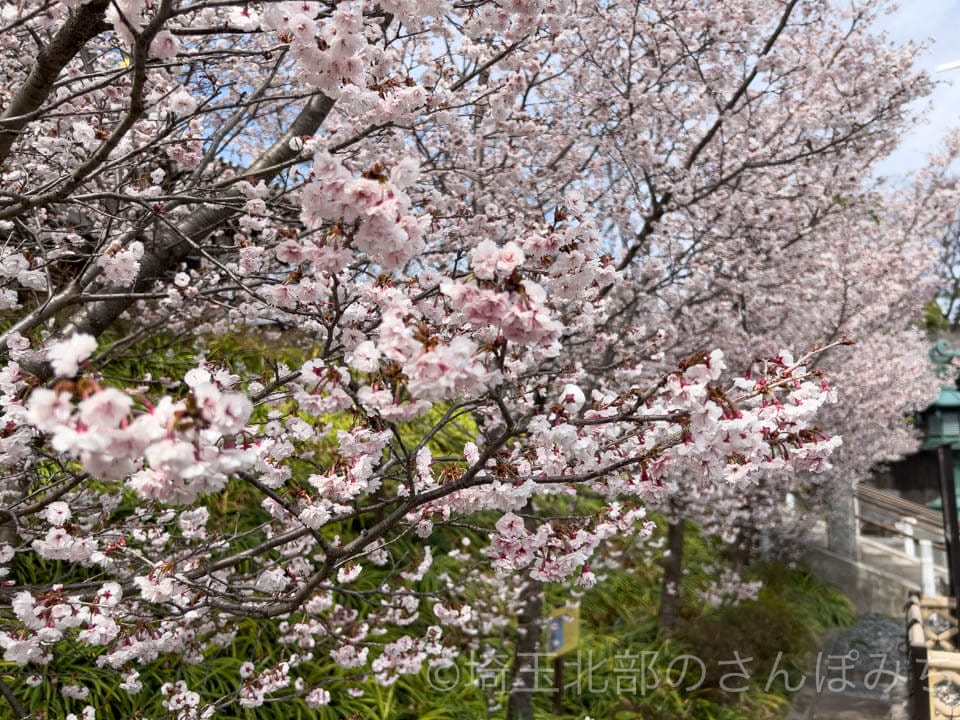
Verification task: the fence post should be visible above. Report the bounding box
[828,481,860,561]
[907,594,931,720]
[900,516,918,558]
[921,539,937,597]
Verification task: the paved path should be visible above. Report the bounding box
[792,502,946,716]
[787,616,908,720]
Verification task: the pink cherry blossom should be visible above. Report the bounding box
[44,502,71,526]
[46,334,97,377]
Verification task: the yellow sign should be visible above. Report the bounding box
[545,606,580,658]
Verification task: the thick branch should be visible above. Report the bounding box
[0,0,173,220]
[16,93,335,381]
[0,676,28,720]
[683,0,799,171]
[0,0,110,165]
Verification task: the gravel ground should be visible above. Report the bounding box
[819,615,907,681]
[788,615,910,720]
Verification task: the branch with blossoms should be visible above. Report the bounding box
[0,324,843,701]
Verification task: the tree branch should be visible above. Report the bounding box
[0,0,111,165]
[13,93,336,380]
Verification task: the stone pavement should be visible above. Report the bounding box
[790,514,947,717]
[787,616,908,720]
[788,692,894,720]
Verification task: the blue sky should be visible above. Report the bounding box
[873,1,960,178]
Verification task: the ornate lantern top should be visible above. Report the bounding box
[924,339,960,449]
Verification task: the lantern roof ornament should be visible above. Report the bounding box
[923,340,960,449]
[930,338,960,377]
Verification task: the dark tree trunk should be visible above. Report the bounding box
[505,501,544,720]
[504,573,544,720]
[659,517,685,633]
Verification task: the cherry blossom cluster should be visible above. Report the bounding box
[23,335,257,505]
[696,568,764,609]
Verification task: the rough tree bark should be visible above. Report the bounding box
[505,501,545,720]
[659,506,685,634]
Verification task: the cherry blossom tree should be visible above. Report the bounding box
[0,0,952,716]
[652,162,957,629]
